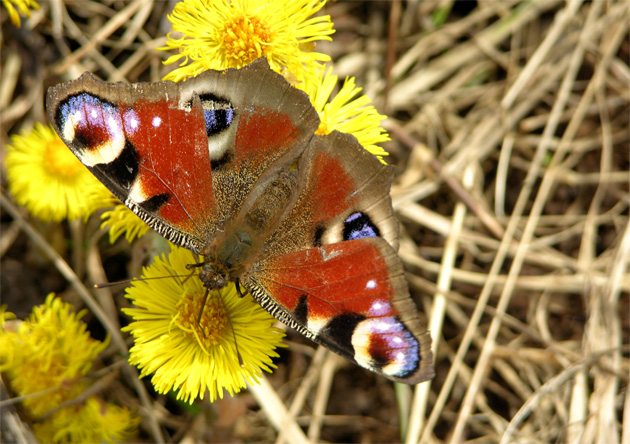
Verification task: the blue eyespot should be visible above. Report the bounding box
[198,94,234,137]
[343,212,380,241]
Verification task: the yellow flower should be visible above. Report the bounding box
[303,67,391,161]
[160,0,334,84]
[77,186,150,244]
[2,0,39,27]
[123,243,285,404]
[33,397,140,444]
[0,305,16,325]
[0,294,109,418]
[5,123,109,222]
[1,297,137,443]
[100,203,151,244]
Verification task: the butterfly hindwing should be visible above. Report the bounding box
[46,58,319,253]
[250,131,402,260]
[245,237,433,384]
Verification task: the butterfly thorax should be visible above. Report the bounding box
[199,169,299,289]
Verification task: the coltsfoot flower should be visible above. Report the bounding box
[303,67,391,161]
[123,243,286,403]
[160,0,334,85]
[5,123,108,222]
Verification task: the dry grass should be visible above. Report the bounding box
[1,1,629,443]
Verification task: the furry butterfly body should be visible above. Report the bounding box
[46,58,434,384]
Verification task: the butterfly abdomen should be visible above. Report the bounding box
[241,170,298,235]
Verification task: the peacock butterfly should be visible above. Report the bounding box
[46,58,434,384]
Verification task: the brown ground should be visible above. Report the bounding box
[1,1,629,443]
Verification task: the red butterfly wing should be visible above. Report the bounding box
[46,59,319,253]
[246,237,433,384]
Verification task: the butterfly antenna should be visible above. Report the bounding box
[94,280,132,289]
[94,273,194,289]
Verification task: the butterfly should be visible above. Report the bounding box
[46,58,434,384]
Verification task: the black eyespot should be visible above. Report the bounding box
[293,294,309,326]
[139,193,170,213]
[94,140,139,189]
[313,225,325,247]
[323,313,367,348]
[210,150,233,170]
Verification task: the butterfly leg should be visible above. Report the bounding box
[184,260,203,286]
[235,279,246,298]
[196,288,211,333]
[187,262,204,270]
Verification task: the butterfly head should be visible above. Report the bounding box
[198,262,229,290]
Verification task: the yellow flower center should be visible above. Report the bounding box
[175,290,228,347]
[222,14,273,65]
[315,121,330,135]
[44,139,84,180]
